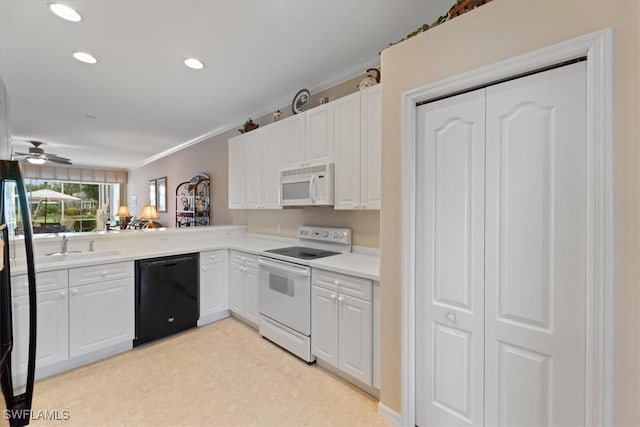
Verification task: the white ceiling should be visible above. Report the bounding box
[0,0,452,170]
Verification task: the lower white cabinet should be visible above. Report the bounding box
[311,269,373,386]
[199,250,229,322]
[69,262,134,358]
[229,251,259,326]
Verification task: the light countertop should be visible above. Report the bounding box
[10,232,380,281]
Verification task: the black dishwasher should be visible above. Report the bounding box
[134,253,199,346]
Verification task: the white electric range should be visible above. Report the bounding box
[258,225,351,362]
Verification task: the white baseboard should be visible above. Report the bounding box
[377,402,402,426]
[197,310,230,326]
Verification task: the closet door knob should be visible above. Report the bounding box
[445,312,457,324]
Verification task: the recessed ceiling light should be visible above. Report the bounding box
[184,58,204,70]
[49,3,82,22]
[72,51,97,64]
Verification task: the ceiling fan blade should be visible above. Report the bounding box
[47,157,72,165]
[13,152,30,156]
[45,154,72,162]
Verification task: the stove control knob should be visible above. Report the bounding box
[332,232,340,238]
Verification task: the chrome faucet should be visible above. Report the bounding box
[61,235,68,254]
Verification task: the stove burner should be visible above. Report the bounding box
[264,246,340,260]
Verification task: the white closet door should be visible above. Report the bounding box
[416,88,486,426]
[484,62,587,426]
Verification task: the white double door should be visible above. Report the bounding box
[416,62,587,426]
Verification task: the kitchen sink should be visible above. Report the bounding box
[38,250,121,263]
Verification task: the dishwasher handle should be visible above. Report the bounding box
[258,258,310,277]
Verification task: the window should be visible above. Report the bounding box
[13,179,120,234]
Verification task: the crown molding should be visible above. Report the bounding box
[129,54,380,171]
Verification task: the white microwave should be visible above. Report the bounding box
[280,163,334,207]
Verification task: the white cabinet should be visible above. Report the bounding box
[11,270,69,377]
[334,86,381,210]
[244,130,262,208]
[311,286,338,366]
[69,262,134,358]
[311,269,373,386]
[229,123,283,210]
[228,134,246,209]
[359,85,381,209]
[281,113,306,169]
[229,251,259,327]
[338,293,372,384]
[281,104,334,170]
[305,103,334,166]
[199,250,229,324]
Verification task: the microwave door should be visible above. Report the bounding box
[281,177,312,206]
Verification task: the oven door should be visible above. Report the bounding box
[258,257,311,335]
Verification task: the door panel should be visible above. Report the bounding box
[433,323,472,421]
[229,264,245,314]
[338,294,372,385]
[200,261,229,316]
[306,103,334,165]
[311,285,338,366]
[281,114,306,169]
[360,85,381,209]
[416,88,485,426]
[245,130,263,208]
[228,136,246,209]
[69,278,134,358]
[262,122,283,209]
[333,92,361,210]
[484,62,587,426]
[244,267,259,325]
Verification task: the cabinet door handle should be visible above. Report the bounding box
[201,267,206,271]
[333,280,341,286]
[209,256,217,260]
[71,289,78,295]
[445,312,457,324]
[338,296,344,303]
[101,271,108,276]
[330,294,337,300]
[59,291,66,297]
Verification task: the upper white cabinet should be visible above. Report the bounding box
[359,85,381,209]
[334,86,381,210]
[281,113,307,169]
[229,122,283,210]
[305,103,334,167]
[261,122,283,209]
[228,134,246,209]
[228,87,379,210]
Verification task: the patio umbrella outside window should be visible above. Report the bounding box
[28,188,80,224]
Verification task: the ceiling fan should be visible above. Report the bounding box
[12,141,72,165]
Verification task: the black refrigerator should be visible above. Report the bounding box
[0,76,37,425]
[0,160,37,426]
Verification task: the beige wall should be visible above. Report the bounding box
[127,74,381,247]
[379,0,640,424]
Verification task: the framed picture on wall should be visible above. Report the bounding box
[149,179,157,206]
[156,177,167,213]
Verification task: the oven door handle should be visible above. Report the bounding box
[259,258,310,277]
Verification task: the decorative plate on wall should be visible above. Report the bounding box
[292,88,311,114]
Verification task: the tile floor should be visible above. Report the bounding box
[2,317,389,426]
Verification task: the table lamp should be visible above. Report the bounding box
[140,205,160,228]
[117,205,131,229]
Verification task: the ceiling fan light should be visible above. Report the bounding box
[49,3,82,22]
[27,157,46,165]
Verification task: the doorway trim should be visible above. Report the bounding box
[401,28,614,427]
